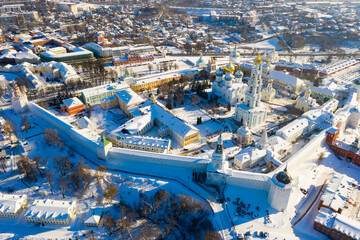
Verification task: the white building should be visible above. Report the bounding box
[235,123,252,147]
[351,79,360,102]
[115,94,200,147]
[108,131,171,154]
[11,84,28,113]
[25,199,77,225]
[207,134,229,185]
[229,45,241,65]
[234,55,267,128]
[261,78,276,101]
[0,194,28,218]
[84,208,103,227]
[212,62,248,106]
[267,70,304,94]
[80,82,130,105]
[295,88,317,112]
[234,147,266,170]
[196,54,207,69]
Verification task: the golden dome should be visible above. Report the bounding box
[305,88,311,94]
[254,54,262,65]
[225,61,235,73]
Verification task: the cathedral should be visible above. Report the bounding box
[234,54,268,129]
[211,61,248,106]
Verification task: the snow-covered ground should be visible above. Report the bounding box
[0,131,212,239]
[238,37,282,51]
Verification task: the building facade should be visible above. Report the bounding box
[234,55,267,128]
[60,97,84,116]
[212,62,247,106]
[295,88,317,112]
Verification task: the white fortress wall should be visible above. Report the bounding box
[28,102,99,159]
[278,129,327,174]
[108,147,209,171]
[28,102,210,171]
[226,169,271,191]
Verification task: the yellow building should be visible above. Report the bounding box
[131,72,181,92]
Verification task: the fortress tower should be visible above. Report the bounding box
[268,166,292,212]
[12,84,28,113]
[206,134,229,185]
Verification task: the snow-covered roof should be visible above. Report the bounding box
[132,72,181,86]
[0,194,27,214]
[25,199,76,221]
[320,59,358,75]
[315,207,360,239]
[269,70,303,87]
[117,112,152,135]
[234,147,266,164]
[63,97,83,109]
[84,208,103,225]
[321,173,354,212]
[276,117,310,141]
[151,102,199,138]
[109,132,170,149]
[81,82,129,99]
[76,116,91,129]
[114,89,144,107]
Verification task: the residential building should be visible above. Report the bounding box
[84,208,103,227]
[39,48,94,62]
[0,194,28,218]
[25,199,77,225]
[108,131,171,154]
[81,82,129,105]
[114,89,145,117]
[112,54,154,66]
[60,97,84,116]
[314,173,360,240]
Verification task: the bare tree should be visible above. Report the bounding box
[95,165,106,185]
[21,115,30,132]
[18,155,37,182]
[191,95,200,106]
[44,129,63,149]
[53,156,73,176]
[2,121,12,142]
[58,176,68,198]
[46,170,54,195]
[102,182,118,204]
[33,156,43,177]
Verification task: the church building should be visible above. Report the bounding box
[234,54,268,128]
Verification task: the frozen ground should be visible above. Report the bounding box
[238,37,282,51]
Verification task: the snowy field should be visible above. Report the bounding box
[238,37,282,51]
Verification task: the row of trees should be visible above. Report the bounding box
[102,190,221,239]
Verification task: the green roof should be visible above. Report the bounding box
[103,136,110,147]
